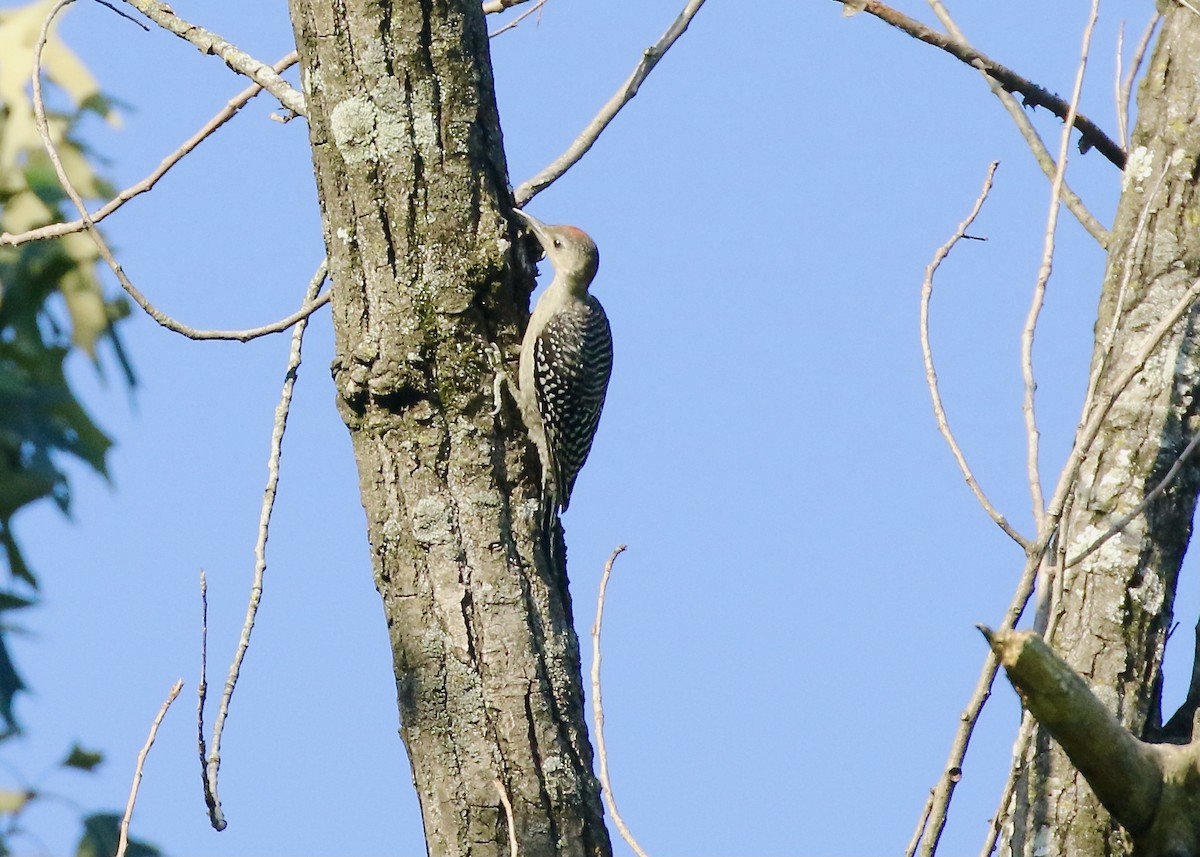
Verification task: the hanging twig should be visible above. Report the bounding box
[200,261,328,830]
[1119,12,1161,150]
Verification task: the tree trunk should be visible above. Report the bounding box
[1002,7,1200,854]
[284,2,611,855]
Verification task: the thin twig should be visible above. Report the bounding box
[494,779,519,857]
[914,555,1042,857]
[197,570,221,828]
[1114,25,1126,149]
[920,162,1028,548]
[202,262,327,831]
[1066,429,1200,569]
[905,789,935,857]
[590,545,649,857]
[514,0,707,204]
[1120,12,1161,150]
[1075,169,1166,444]
[489,0,547,38]
[1020,0,1098,531]
[119,0,305,116]
[117,678,183,857]
[2,52,299,248]
[837,0,1124,170]
[1046,274,1200,545]
[976,709,1035,857]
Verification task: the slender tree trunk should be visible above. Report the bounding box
[1002,8,1200,854]
[284,2,611,855]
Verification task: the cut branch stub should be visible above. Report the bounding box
[982,626,1200,857]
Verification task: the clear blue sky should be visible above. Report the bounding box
[4,1,1179,854]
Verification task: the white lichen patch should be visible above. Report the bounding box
[330,95,411,164]
[411,495,453,545]
[1123,145,1154,192]
[1069,523,1127,570]
[336,225,352,245]
[382,516,405,543]
[1093,448,1135,506]
[413,108,439,153]
[330,96,379,163]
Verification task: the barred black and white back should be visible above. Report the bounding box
[534,297,613,511]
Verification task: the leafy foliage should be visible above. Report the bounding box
[75,813,161,857]
[0,0,133,738]
[0,3,160,855]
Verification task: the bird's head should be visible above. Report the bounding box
[513,208,600,291]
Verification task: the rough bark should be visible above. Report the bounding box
[1001,8,1200,855]
[284,2,611,855]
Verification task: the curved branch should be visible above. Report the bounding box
[920,161,1028,548]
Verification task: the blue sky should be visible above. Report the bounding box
[3,1,1177,854]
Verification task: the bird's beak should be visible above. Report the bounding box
[513,208,550,252]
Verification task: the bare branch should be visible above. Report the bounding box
[202,262,327,830]
[117,678,183,857]
[1020,0,1099,531]
[834,0,1125,170]
[1120,12,1162,150]
[197,569,222,829]
[120,0,305,116]
[920,161,1029,548]
[905,789,934,857]
[514,0,707,204]
[2,52,299,248]
[590,545,649,857]
[489,0,547,39]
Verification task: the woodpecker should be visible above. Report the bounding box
[513,208,613,514]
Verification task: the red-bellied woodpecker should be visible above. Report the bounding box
[513,208,613,514]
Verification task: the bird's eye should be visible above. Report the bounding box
[553,238,562,248]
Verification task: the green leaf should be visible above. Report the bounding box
[0,629,26,734]
[75,813,161,857]
[62,743,103,772]
[0,592,36,612]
